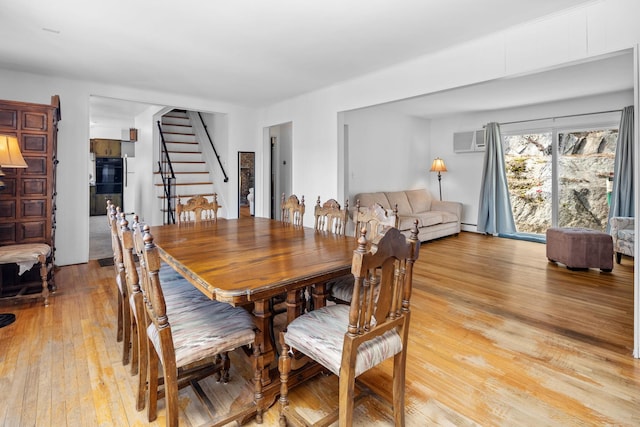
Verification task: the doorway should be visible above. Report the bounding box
[267,122,293,219]
[238,151,255,217]
[88,96,156,260]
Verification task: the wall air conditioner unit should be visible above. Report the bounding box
[453,129,485,153]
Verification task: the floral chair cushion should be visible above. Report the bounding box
[328,275,355,303]
[147,296,255,368]
[329,275,380,304]
[284,304,402,378]
[145,263,255,368]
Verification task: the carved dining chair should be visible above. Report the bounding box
[271,193,307,336]
[314,197,349,235]
[329,201,399,305]
[118,214,211,410]
[353,200,399,238]
[281,193,305,226]
[278,222,420,426]
[311,197,351,310]
[137,224,259,427]
[107,203,131,367]
[176,194,221,223]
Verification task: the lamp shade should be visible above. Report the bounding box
[0,135,27,168]
[430,157,447,173]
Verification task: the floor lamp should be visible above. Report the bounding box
[0,134,28,328]
[430,157,447,201]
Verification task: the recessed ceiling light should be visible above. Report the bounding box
[42,28,60,34]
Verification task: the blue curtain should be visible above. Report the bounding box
[477,122,516,234]
[608,105,635,226]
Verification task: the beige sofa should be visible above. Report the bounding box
[353,189,462,242]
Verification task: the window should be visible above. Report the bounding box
[503,115,619,236]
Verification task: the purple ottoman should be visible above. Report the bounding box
[546,227,613,272]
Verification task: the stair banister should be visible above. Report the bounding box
[197,112,229,183]
[156,120,177,224]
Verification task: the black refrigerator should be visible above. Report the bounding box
[92,157,123,215]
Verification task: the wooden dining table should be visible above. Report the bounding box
[150,216,357,414]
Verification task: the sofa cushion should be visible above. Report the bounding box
[441,211,459,224]
[397,215,423,230]
[405,189,432,213]
[355,192,390,210]
[413,212,444,227]
[385,191,412,215]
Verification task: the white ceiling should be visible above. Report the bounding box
[2,0,601,108]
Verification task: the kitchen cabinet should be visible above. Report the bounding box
[91,138,121,158]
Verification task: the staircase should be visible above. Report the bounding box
[156,110,217,218]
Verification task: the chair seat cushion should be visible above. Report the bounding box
[147,291,255,367]
[158,263,211,302]
[329,275,381,304]
[328,275,355,302]
[131,265,215,348]
[284,304,402,377]
[0,243,51,275]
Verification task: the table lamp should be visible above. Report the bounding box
[0,134,27,329]
[0,134,28,191]
[430,157,447,201]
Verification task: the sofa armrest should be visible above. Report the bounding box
[610,216,634,235]
[430,200,462,219]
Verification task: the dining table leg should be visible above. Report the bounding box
[253,299,275,386]
[247,284,342,417]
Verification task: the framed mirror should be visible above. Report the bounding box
[238,151,255,217]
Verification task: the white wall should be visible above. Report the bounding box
[0,69,258,266]
[258,0,640,231]
[253,0,640,357]
[340,90,632,228]
[0,0,637,264]
[191,111,231,217]
[342,108,430,198]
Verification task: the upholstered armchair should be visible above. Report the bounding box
[610,217,634,264]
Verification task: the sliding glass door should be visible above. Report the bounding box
[504,132,552,234]
[557,129,617,231]
[503,124,618,235]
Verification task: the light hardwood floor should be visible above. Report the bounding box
[0,231,638,426]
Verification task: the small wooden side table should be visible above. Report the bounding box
[0,243,52,306]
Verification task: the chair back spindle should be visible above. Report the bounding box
[176,194,221,224]
[314,197,349,235]
[281,193,305,226]
[353,201,398,239]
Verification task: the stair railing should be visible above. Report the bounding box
[157,120,176,224]
[198,112,229,183]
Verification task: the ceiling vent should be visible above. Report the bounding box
[453,129,485,153]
